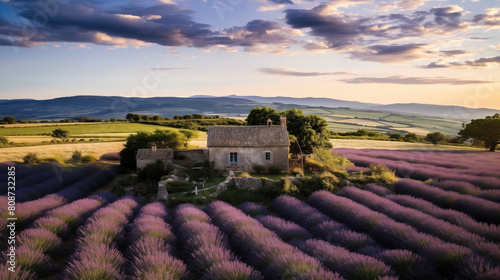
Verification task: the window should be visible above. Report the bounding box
[229,152,238,166]
[264,151,271,161]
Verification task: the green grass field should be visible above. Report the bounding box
[0,122,174,137]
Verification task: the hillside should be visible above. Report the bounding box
[1,95,497,136]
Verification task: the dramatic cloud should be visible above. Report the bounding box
[340,75,495,85]
[421,56,500,68]
[259,68,351,76]
[0,0,498,65]
[0,1,301,53]
[284,4,471,56]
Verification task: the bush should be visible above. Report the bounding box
[368,164,398,186]
[237,172,251,178]
[81,154,98,163]
[267,166,282,175]
[52,128,69,139]
[71,150,82,162]
[290,167,304,176]
[252,164,266,174]
[137,160,169,182]
[43,155,66,165]
[291,172,339,199]
[306,147,352,174]
[22,152,41,165]
[166,180,193,193]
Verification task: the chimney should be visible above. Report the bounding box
[280,115,286,128]
[267,118,272,127]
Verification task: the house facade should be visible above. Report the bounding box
[207,117,290,172]
[136,147,174,169]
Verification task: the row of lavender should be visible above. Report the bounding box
[307,190,500,279]
[0,166,118,236]
[173,204,263,279]
[204,201,341,279]
[336,148,500,191]
[2,193,499,279]
[337,149,500,178]
[0,193,116,279]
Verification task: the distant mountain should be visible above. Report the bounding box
[367,103,499,121]
[224,96,498,121]
[220,95,378,109]
[0,96,261,120]
[0,95,497,122]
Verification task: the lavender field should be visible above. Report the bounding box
[1,150,500,279]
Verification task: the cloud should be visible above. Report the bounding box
[378,0,436,11]
[259,68,351,76]
[258,5,286,12]
[421,56,500,68]
[0,0,496,63]
[0,1,302,53]
[473,8,500,28]
[350,44,430,63]
[340,75,495,85]
[439,49,474,57]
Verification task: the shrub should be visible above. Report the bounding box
[367,164,398,186]
[81,155,98,163]
[52,128,69,139]
[292,172,339,199]
[290,167,304,176]
[237,172,251,178]
[252,164,266,174]
[22,152,41,165]
[72,150,83,161]
[267,166,282,175]
[166,180,193,193]
[43,155,66,165]
[306,147,352,173]
[137,160,168,182]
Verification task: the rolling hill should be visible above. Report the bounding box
[0,95,497,136]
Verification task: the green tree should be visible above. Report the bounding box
[246,107,332,154]
[52,128,69,139]
[404,132,420,142]
[389,133,403,140]
[459,113,500,151]
[246,106,280,125]
[0,136,8,146]
[2,116,15,124]
[425,132,446,145]
[119,130,187,170]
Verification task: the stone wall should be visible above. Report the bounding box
[209,146,289,172]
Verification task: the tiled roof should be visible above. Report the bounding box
[207,126,290,147]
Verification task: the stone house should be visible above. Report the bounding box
[207,116,290,172]
[136,146,173,169]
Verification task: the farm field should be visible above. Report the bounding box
[1,149,499,279]
[0,122,169,137]
[0,122,208,162]
[299,107,464,135]
[330,139,483,150]
[0,142,126,162]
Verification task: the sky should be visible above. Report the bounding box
[0,0,499,109]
